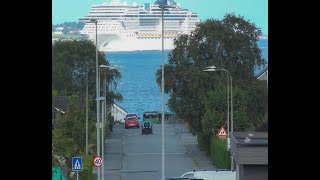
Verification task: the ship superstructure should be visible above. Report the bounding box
[79,0,200,51]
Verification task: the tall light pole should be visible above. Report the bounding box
[99,64,116,180]
[154,1,177,179]
[203,67,229,139]
[204,65,233,170]
[89,18,100,180]
[205,66,233,132]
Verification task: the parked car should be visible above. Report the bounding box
[141,121,153,135]
[180,170,235,180]
[166,178,203,180]
[126,113,138,119]
[125,116,139,129]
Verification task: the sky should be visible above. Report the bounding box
[52,0,268,35]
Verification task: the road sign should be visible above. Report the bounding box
[72,157,83,171]
[216,126,228,138]
[93,156,103,167]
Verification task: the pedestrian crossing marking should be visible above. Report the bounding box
[72,157,83,171]
[74,160,81,170]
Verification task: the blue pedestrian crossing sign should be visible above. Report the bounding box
[72,157,83,171]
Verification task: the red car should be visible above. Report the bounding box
[125,116,140,129]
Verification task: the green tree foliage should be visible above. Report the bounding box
[53,96,83,159]
[52,96,97,170]
[202,84,252,134]
[77,21,85,29]
[156,13,267,132]
[53,21,85,34]
[52,40,122,102]
[62,28,70,35]
[210,136,231,169]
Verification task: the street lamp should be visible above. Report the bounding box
[203,67,230,139]
[154,1,177,180]
[88,18,101,180]
[99,64,116,180]
[204,65,233,170]
[204,66,233,132]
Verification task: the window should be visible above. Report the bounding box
[182,173,194,177]
[126,117,137,121]
[144,122,150,127]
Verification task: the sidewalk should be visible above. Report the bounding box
[93,125,124,180]
[172,123,217,171]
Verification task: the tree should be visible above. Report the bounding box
[52,96,98,164]
[52,40,123,165]
[77,21,85,30]
[156,13,267,132]
[52,40,122,103]
[202,84,252,134]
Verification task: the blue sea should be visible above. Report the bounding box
[106,39,268,118]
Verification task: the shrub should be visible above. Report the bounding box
[197,132,211,153]
[210,136,231,169]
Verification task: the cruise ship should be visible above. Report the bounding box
[78,0,200,51]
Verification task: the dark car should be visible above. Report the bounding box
[141,121,153,135]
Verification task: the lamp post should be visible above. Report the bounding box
[154,1,177,179]
[99,65,116,180]
[204,66,233,132]
[89,18,100,180]
[204,65,233,170]
[203,67,230,139]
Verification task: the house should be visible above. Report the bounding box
[111,103,128,123]
[230,132,268,180]
[256,66,268,86]
[52,96,69,123]
[52,96,85,128]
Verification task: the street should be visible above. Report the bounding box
[93,122,215,180]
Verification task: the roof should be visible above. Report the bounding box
[231,132,268,145]
[52,96,85,112]
[113,103,128,114]
[52,96,69,112]
[256,66,268,80]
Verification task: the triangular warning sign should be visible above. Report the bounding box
[216,126,228,137]
[74,160,81,170]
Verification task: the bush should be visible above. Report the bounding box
[197,132,211,153]
[210,136,231,169]
[80,154,93,179]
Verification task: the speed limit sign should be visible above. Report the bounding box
[93,156,103,167]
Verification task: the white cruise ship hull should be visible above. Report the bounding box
[86,34,175,51]
[102,36,174,52]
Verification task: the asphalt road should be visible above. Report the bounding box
[94,123,197,180]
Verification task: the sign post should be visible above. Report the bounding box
[72,157,83,180]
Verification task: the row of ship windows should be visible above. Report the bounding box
[87,15,198,18]
[84,29,120,31]
[87,18,199,21]
[86,27,122,29]
[87,24,121,26]
[91,11,195,15]
[84,27,193,32]
[92,8,125,11]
